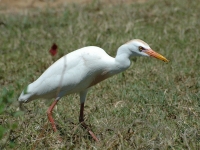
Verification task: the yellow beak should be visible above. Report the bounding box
[144,49,169,62]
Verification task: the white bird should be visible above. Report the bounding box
[18,39,169,142]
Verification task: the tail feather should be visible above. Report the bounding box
[18,84,35,103]
[18,84,37,112]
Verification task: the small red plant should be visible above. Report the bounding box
[49,43,58,56]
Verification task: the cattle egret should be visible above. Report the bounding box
[18,39,169,142]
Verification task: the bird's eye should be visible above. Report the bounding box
[138,46,144,52]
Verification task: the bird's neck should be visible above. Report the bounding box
[114,45,131,73]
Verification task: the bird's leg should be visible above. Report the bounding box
[79,103,84,122]
[79,102,99,142]
[47,99,59,132]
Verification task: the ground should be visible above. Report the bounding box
[0,0,146,14]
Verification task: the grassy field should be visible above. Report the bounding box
[0,0,200,149]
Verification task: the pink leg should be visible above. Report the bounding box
[47,100,59,132]
[79,103,99,142]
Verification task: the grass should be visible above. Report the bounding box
[0,0,200,149]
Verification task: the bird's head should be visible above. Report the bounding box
[124,39,169,62]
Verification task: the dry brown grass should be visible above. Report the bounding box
[0,0,147,14]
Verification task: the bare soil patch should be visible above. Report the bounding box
[0,0,147,14]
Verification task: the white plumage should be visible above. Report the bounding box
[18,39,168,142]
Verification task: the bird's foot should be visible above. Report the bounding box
[80,121,99,142]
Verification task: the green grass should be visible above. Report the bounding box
[0,0,200,149]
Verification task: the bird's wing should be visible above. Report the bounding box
[28,46,112,98]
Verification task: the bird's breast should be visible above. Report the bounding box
[88,70,111,88]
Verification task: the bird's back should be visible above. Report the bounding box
[18,46,114,102]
